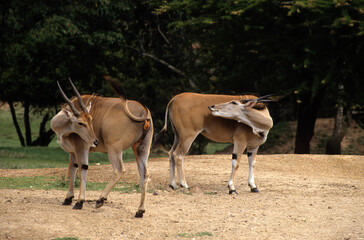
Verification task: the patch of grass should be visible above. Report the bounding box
[195,232,213,237]
[204,191,218,195]
[52,238,80,240]
[0,146,114,169]
[0,104,56,147]
[0,145,160,169]
[177,232,213,238]
[0,106,165,170]
[205,142,232,154]
[0,176,67,190]
[113,182,140,193]
[0,175,139,193]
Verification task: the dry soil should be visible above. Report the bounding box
[1,154,363,240]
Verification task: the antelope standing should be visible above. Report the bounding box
[51,77,153,217]
[157,93,273,194]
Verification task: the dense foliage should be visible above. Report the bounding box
[1,0,363,153]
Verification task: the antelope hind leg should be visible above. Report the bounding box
[247,147,259,193]
[96,151,125,209]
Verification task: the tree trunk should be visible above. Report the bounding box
[326,84,347,154]
[24,102,32,146]
[294,90,324,154]
[325,105,344,154]
[31,113,55,146]
[8,101,25,147]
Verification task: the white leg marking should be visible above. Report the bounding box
[247,147,259,190]
[177,155,189,189]
[74,147,89,204]
[79,166,88,201]
[169,154,178,189]
[169,152,178,189]
[228,159,238,191]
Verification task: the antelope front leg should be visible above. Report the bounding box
[63,153,77,205]
[228,152,242,195]
[247,147,259,192]
[73,149,89,210]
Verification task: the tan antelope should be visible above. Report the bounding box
[157,93,273,194]
[51,77,153,218]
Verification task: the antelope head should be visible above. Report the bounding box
[208,94,275,119]
[55,78,99,148]
[209,100,256,120]
[209,94,274,135]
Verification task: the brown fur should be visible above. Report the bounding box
[157,92,273,193]
[51,94,153,217]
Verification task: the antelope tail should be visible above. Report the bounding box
[104,76,150,122]
[154,99,174,144]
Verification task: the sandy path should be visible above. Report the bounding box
[1,154,363,239]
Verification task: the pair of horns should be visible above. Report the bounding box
[57,78,88,117]
[241,94,277,103]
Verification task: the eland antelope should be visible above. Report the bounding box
[51,77,153,218]
[157,93,273,194]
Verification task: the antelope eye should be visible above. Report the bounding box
[78,122,86,127]
[231,101,238,105]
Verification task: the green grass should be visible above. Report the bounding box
[0,175,139,192]
[205,142,231,154]
[177,232,213,238]
[52,238,80,240]
[0,105,229,170]
[0,146,135,169]
[0,106,158,169]
[0,103,55,147]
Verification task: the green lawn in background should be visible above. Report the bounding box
[0,175,139,192]
[0,146,117,169]
[0,105,231,169]
[0,105,138,169]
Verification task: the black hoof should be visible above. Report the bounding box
[62,196,74,205]
[251,188,259,193]
[229,190,238,195]
[169,185,176,190]
[135,210,145,218]
[95,197,107,209]
[73,201,84,210]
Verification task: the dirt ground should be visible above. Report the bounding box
[1,154,363,240]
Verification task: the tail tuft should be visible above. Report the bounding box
[104,76,127,100]
[154,127,167,146]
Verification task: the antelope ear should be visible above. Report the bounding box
[62,108,74,118]
[242,100,257,108]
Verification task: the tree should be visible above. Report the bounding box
[0,0,131,146]
[156,0,364,153]
[1,0,363,154]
